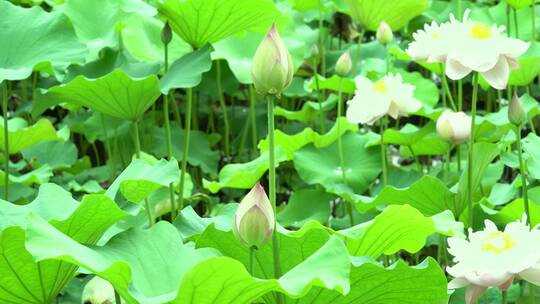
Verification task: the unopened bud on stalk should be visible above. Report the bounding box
[82,276,121,304]
[310,43,319,58]
[161,21,172,45]
[335,50,352,77]
[233,183,275,248]
[251,23,294,96]
[436,109,472,144]
[376,21,393,45]
[508,92,526,126]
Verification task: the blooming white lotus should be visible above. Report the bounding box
[346,73,422,125]
[447,217,540,304]
[436,110,472,144]
[407,10,530,90]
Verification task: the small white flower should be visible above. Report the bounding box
[447,217,540,304]
[346,73,422,125]
[406,19,463,63]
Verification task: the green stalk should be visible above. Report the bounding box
[248,246,255,275]
[267,95,283,304]
[502,290,508,304]
[457,0,462,19]
[533,3,537,41]
[114,290,121,304]
[2,81,8,201]
[163,41,177,220]
[458,80,463,111]
[100,114,115,179]
[517,125,530,222]
[216,61,230,157]
[337,78,352,225]
[514,8,520,38]
[249,85,258,155]
[440,64,457,111]
[530,283,536,304]
[467,73,479,229]
[380,119,388,186]
[313,57,325,133]
[178,88,193,212]
[134,120,153,227]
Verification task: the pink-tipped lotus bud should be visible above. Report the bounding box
[335,50,352,77]
[436,109,472,144]
[251,23,294,96]
[232,183,275,248]
[376,21,393,45]
[161,21,172,45]
[508,92,526,126]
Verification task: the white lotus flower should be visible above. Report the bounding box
[444,10,530,89]
[447,217,540,304]
[436,109,472,144]
[346,73,422,125]
[407,10,530,90]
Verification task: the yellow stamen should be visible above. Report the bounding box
[470,23,492,40]
[481,231,515,254]
[374,80,387,93]
[431,32,439,40]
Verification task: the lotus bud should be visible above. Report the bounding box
[82,276,122,304]
[335,50,352,77]
[376,21,393,45]
[251,23,294,96]
[233,183,275,248]
[508,92,526,126]
[310,43,319,58]
[161,21,172,45]
[436,109,472,144]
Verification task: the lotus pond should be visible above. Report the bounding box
[3,0,540,303]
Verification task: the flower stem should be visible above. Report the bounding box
[517,125,530,223]
[178,88,193,212]
[134,120,153,227]
[163,38,177,220]
[248,246,255,275]
[530,283,536,304]
[248,85,258,156]
[2,81,8,201]
[502,290,508,304]
[467,73,479,229]
[514,8,520,38]
[216,61,230,158]
[337,78,353,226]
[440,64,457,111]
[313,57,325,133]
[380,118,388,186]
[114,290,121,304]
[267,95,283,304]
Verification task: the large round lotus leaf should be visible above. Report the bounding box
[157,0,279,48]
[293,132,382,194]
[0,1,87,82]
[345,0,430,31]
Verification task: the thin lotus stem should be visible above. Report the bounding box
[440,64,457,111]
[502,290,508,304]
[530,283,536,304]
[517,125,530,224]
[178,88,193,213]
[114,290,121,304]
[216,61,230,157]
[2,81,8,201]
[100,114,115,179]
[467,73,479,229]
[134,120,153,227]
[313,57,325,133]
[337,78,352,226]
[266,94,283,304]
[163,39,176,219]
[533,3,537,41]
[458,79,463,111]
[457,0,462,20]
[380,119,388,186]
[317,0,326,77]
[514,8,520,38]
[249,85,258,155]
[248,246,255,275]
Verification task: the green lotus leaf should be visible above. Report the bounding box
[0,117,59,154]
[345,0,430,31]
[0,184,126,304]
[0,1,87,82]
[160,45,214,92]
[157,0,279,48]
